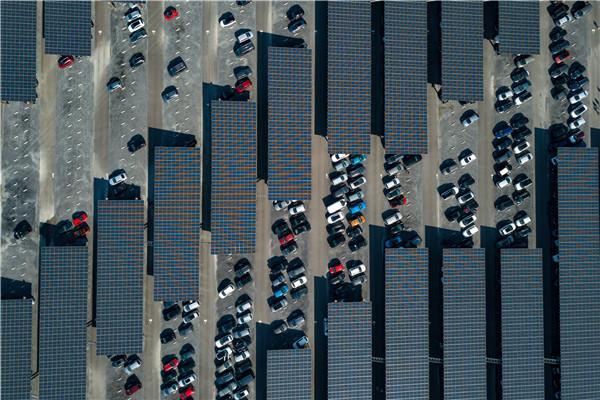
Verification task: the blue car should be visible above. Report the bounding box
[274,284,289,298]
[349,201,366,214]
[349,154,366,165]
[494,126,512,139]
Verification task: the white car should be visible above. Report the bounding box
[292,335,309,349]
[461,112,479,127]
[234,349,250,363]
[517,151,533,165]
[459,151,476,166]
[109,172,127,186]
[384,211,402,226]
[349,176,367,190]
[348,263,366,277]
[496,175,512,189]
[178,373,196,388]
[182,310,199,324]
[236,311,253,324]
[515,213,531,227]
[125,8,141,23]
[216,346,233,361]
[513,140,530,155]
[331,153,349,162]
[514,177,532,191]
[128,18,145,33]
[124,358,141,374]
[291,275,308,289]
[215,334,234,349]
[569,103,587,118]
[183,300,200,313]
[498,222,517,236]
[331,173,348,186]
[273,200,291,211]
[333,159,350,171]
[384,176,401,189]
[233,387,250,400]
[327,211,344,224]
[289,203,305,215]
[496,88,514,101]
[220,14,236,27]
[462,225,479,237]
[235,299,252,313]
[458,213,477,228]
[218,283,235,299]
[568,89,588,104]
[236,30,253,43]
[555,13,572,26]
[568,117,585,130]
[456,190,474,205]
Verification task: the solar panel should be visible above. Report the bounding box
[500,249,544,399]
[443,248,486,399]
[442,1,483,102]
[384,1,428,155]
[44,0,92,56]
[557,147,600,399]
[154,147,201,301]
[39,247,88,399]
[268,47,312,200]
[96,200,144,355]
[328,1,371,154]
[0,1,37,103]
[385,248,429,399]
[328,302,372,400]
[211,101,256,255]
[1,299,32,399]
[498,1,540,55]
[267,349,312,400]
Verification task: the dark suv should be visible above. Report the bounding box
[13,220,32,239]
[234,259,252,277]
[288,18,307,33]
[235,41,255,57]
[129,52,145,69]
[349,236,367,252]
[168,59,188,77]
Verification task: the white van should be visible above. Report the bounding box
[183,300,200,313]
[327,199,346,214]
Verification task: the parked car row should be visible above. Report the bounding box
[107,354,143,395]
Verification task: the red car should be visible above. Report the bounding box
[279,230,295,245]
[165,7,178,20]
[73,212,88,226]
[329,262,343,274]
[73,223,89,238]
[163,356,179,372]
[554,50,571,64]
[236,77,252,92]
[180,385,194,400]
[58,56,74,69]
[125,381,142,395]
[390,196,407,208]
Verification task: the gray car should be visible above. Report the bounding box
[160,382,177,396]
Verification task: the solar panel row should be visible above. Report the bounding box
[154,147,201,301]
[0,1,37,103]
[384,1,428,155]
[328,302,372,400]
[96,200,144,355]
[557,148,600,399]
[268,47,312,201]
[211,101,257,255]
[1,299,32,399]
[443,248,486,400]
[44,0,92,56]
[328,1,371,154]
[498,1,540,55]
[385,248,429,399]
[267,349,312,400]
[441,1,483,102]
[500,249,544,399]
[39,247,88,399]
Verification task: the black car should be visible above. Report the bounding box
[514,226,532,240]
[129,52,145,69]
[111,355,127,367]
[179,323,193,335]
[550,62,569,79]
[163,305,181,321]
[551,86,569,101]
[493,149,513,163]
[347,225,363,239]
[178,359,195,374]
[287,4,305,20]
[288,17,307,33]
[551,74,568,87]
[13,220,32,240]
[291,286,308,300]
[235,360,252,376]
[402,154,422,166]
[495,196,514,211]
[387,221,405,235]
[160,330,176,344]
[272,320,288,334]
[385,154,403,164]
[445,207,461,222]
[458,174,475,189]
[235,273,252,289]
[234,65,252,80]
[281,241,298,256]
[270,258,288,274]
[292,221,311,235]
[180,345,195,360]
[447,237,474,248]
[461,199,479,214]
[496,235,516,249]
[329,272,346,286]
[549,39,569,54]
[127,135,146,152]
[237,0,252,5]
[327,222,345,235]
[234,41,255,57]
[403,231,422,248]
[494,137,513,152]
[129,28,147,43]
[495,100,515,113]
[512,127,532,142]
[348,236,367,252]
[568,62,586,79]
[550,27,567,42]
[234,259,252,277]
[162,369,177,382]
[551,124,569,139]
[233,337,252,352]
[347,164,366,178]
[513,190,531,204]
[290,213,307,228]
[510,115,529,129]
[273,220,289,235]
[550,2,568,19]
[218,317,237,334]
[511,68,529,83]
[328,233,346,248]
[568,76,589,91]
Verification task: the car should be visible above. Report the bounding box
[235,41,255,56]
[128,52,146,71]
[385,162,404,175]
[233,386,250,400]
[514,91,532,105]
[287,4,305,20]
[111,355,127,367]
[129,28,148,43]
[108,173,127,189]
[164,6,178,20]
[349,176,366,189]
[456,190,474,205]
[384,211,402,226]
[292,335,309,349]
[384,176,401,190]
[216,334,234,349]
[514,212,531,227]
[494,125,512,140]
[290,275,307,289]
[58,55,74,69]
[347,189,365,203]
[330,173,348,186]
[234,260,252,277]
[288,17,307,33]
[125,7,142,23]
[72,223,89,238]
[513,190,531,204]
[288,311,306,328]
[495,175,512,189]
[163,356,179,372]
[549,39,569,54]
[273,200,291,211]
[328,233,345,248]
[331,184,350,199]
[331,153,349,162]
[495,100,515,113]
[349,236,367,252]
[440,185,459,200]
[271,273,286,288]
[498,222,517,236]
[236,30,254,43]
[495,162,512,177]
[462,225,479,237]
[569,89,589,104]
[329,261,344,275]
[496,87,514,101]
[572,1,592,18]
[107,77,123,93]
[289,213,307,229]
[555,13,573,26]
[514,176,532,191]
[550,74,566,87]
[402,154,422,166]
[568,76,589,91]
[385,154,403,164]
[235,77,251,92]
[162,86,179,102]
[458,174,475,189]
[270,258,288,274]
[220,12,236,27]
[161,382,178,396]
[219,283,236,299]
[550,62,569,79]
[348,214,365,227]
[496,235,516,249]
[215,369,235,386]
[179,322,193,335]
[352,274,368,286]
[274,221,289,236]
[327,212,345,227]
[162,369,177,383]
[292,221,311,235]
[281,241,298,256]
[441,160,458,175]
[568,117,585,130]
[568,130,585,144]
[511,127,532,142]
[459,151,476,166]
[349,154,366,165]
[182,310,199,324]
[514,226,532,240]
[348,201,366,214]
[458,213,477,228]
[511,68,529,83]
[347,225,364,238]
[270,298,288,312]
[291,286,308,300]
[551,86,569,101]
[510,115,529,130]
[516,151,533,165]
[348,164,366,178]
[13,220,32,239]
[511,140,530,155]
[554,49,571,63]
[495,196,514,211]
[550,27,567,41]
[216,346,233,362]
[217,381,238,398]
[277,230,294,245]
[236,311,253,325]
[461,111,479,127]
[550,124,569,139]
[329,271,345,285]
[160,330,176,345]
[385,235,403,248]
[234,66,253,81]
[569,62,586,79]
[390,196,407,208]
[126,135,146,153]
[333,158,350,171]
[289,203,305,215]
[128,18,145,33]
[493,149,512,164]
[345,263,366,278]
[124,358,142,374]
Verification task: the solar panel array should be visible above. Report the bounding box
[44,0,91,56]
[385,248,429,399]
[1,299,32,399]
[384,1,428,155]
[441,1,483,102]
[328,1,371,154]
[498,1,540,55]
[268,47,312,200]
[211,101,257,255]
[0,1,37,103]
[267,349,312,400]
[39,247,88,399]
[96,200,144,355]
[154,147,201,301]
[443,248,486,399]
[557,147,600,399]
[500,249,544,399]
[328,302,372,400]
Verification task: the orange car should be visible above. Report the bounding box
[554,50,571,64]
[349,214,365,227]
[73,223,89,238]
